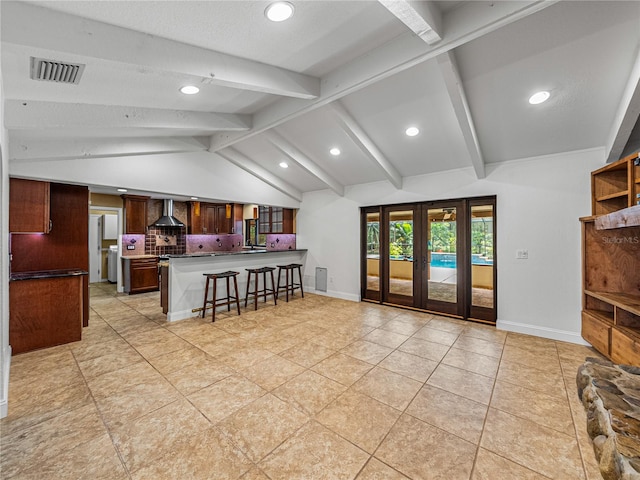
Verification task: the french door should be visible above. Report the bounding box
[361,196,496,323]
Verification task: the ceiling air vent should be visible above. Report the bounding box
[30,57,85,85]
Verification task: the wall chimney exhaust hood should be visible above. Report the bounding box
[153,199,184,227]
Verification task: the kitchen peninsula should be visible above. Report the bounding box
[162,249,307,321]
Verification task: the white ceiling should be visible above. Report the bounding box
[2,0,640,202]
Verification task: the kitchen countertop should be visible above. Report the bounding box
[10,269,88,281]
[166,249,306,258]
[121,255,159,260]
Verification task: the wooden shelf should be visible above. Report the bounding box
[596,190,629,201]
[583,307,614,325]
[585,291,640,317]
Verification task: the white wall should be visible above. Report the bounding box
[9,150,300,209]
[297,147,605,344]
[0,56,11,418]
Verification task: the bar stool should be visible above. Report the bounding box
[276,263,304,302]
[201,271,240,322]
[244,266,277,310]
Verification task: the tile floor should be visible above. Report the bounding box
[1,283,605,479]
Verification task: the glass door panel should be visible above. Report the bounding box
[427,207,458,304]
[469,202,496,321]
[387,209,414,305]
[365,212,380,296]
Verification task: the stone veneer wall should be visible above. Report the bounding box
[577,358,640,480]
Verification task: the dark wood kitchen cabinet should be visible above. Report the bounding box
[123,256,159,294]
[9,178,51,233]
[189,202,242,234]
[123,195,150,234]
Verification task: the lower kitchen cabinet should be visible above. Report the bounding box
[123,256,159,294]
[9,272,85,354]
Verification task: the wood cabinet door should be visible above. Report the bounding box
[124,196,149,233]
[9,178,51,233]
[215,205,231,234]
[202,204,218,234]
[130,258,159,293]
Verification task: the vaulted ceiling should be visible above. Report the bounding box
[2,1,640,203]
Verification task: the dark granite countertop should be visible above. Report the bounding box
[165,249,307,259]
[10,269,88,281]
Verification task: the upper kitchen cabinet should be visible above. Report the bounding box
[258,206,294,234]
[123,195,150,234]
[188,202,242,234]
[9,178,51,233]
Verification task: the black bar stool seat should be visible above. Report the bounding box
[276,263,304,302]
[201,271,240,322]
[244,266,277,310]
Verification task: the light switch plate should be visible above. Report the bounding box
[127,245,135,250]
[516,249,528,259]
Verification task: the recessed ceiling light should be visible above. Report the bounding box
[117,188,127,192]
[180,85,200,95]
[529,91,550,105]
[190,197,198,200]
[265,1,294,22]
[279,161,289,168]
[329,147,341,156]
[405,127,419,137]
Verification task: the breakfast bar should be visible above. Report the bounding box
[164,249,307,321]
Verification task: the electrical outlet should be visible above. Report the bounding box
[516,249,528,259]
[127,245,135,250]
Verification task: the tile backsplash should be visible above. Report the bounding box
[266,234,296,251]
[121,234,146,256]
[186,234,243,254]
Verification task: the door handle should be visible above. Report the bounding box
[423,257,427,270]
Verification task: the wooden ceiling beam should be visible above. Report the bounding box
[436,51,485,179]
[329,101,403,189]
[264,130,345,196]
[217,147,303,202]
[378,0,443,45]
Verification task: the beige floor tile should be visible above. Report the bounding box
[442,347,500,378]
[411,326,460,346]
[497,361,567,398]
[2,380,93,436]
[427,364,495,405]
[341,340,394,365]
[353,366,422,410]
[124,327,193,359]
[14,433,128,480]
[491,380,574,433]
[378,350,438,382]
[0,404,108,478]
[86,361,173,399]
[481,408,585,479]
[217,346,275,370]
[255,332,306,353]
[279,340,336,368]
[406,385,488,444]
[131,426,253,480]
[379,319,423,336]
[376,414,477,480]
[398,336,451,362]
[501,343,561,372]
[472,448,549,480]
[165,358,235,395]
[240,354,305,391]
[272,370,347,415]
[316,389,401,453]
[356,458,410,479]
[188,374,266,424]
[77,345,145,379]
[240,467,272,480]
[452,335,504,358]
[462,325,507,344]
[506,332,559,351]
[426,316,467,334]
[311,353,373,387]
[218,393,309,462]
[259,420,369,480]
[145,346,211,375]
[362,328,410,349]
[310,330,362,350]
[110,398,212,473]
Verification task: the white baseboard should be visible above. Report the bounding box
[305,288,360,302]
[1,345,12,418]
[497,319,590,346]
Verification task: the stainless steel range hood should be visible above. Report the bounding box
[152,199,184,227]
